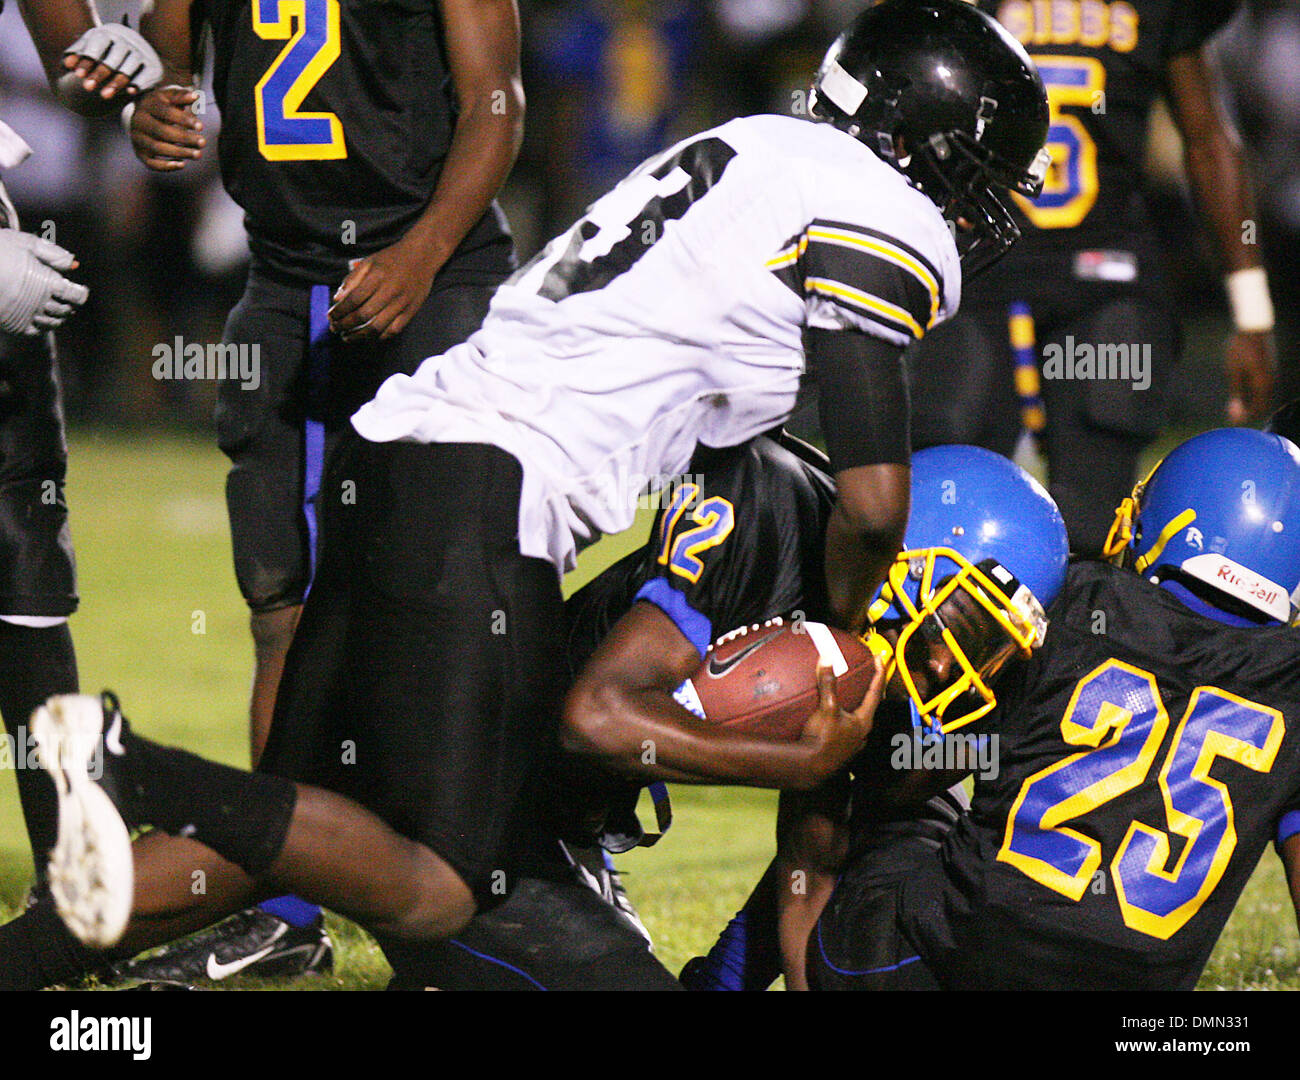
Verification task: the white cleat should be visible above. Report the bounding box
[31,694,134,948]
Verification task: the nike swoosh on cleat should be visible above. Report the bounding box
[104,709,124,758]
[205,942,278,980]
[705,629,783,678]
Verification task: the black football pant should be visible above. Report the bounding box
[0,330,80,874]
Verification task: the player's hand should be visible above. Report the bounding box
[328,238,441,343]
[797,659,885,783]
[61,23,164,101]
[1225,330,1275,425]
[129,87,205,172]
[0,231,88,336]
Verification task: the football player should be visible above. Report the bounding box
[379,441,1069,990]
[0,439,1067,989]
[908,0,1275,556]
[0,0,160,886]
[111,0,526,978]
[3,0,1051,983]
[795,427,1300,990]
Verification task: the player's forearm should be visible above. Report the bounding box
[1280,835,1300,935]
[562,684,838,790]
[403,0,523,269]
[774,792,849,990]
[823,503,904,633]
[399,87,523,269]
[1168,50,1261,274]
[16,0,96,87]
[140,0,197,85]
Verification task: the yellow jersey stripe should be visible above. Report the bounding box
[805,277,925,340]
[806,226,940,326]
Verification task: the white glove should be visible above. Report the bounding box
[0,231,89,336]
[63,24,164,94]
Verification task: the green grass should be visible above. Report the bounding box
[2,432,1296,990]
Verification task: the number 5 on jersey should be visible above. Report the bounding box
[1014,56,1104,229]
[254,0,347,161]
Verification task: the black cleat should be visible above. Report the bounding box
[116,908,333,984]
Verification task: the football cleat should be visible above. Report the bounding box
[115,908,333,984]
[563,841,653,946]
[31,692,136,948]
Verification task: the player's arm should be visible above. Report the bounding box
[18,0,164,112]
[562,602,884,790]
[808,327,911,631]
[773,778,851,990]
[1166,47,1274,424]
[130,0,205,172]
[1278,818,1300,935]
[328,0,525,341]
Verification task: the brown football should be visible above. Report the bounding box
[678,618,877,741]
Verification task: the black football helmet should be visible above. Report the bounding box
[810,0,1050,275]
[1265,398,1300,447]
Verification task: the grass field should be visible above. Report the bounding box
[1,430,1297,990]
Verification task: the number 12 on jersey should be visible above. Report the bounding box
[253,0,347,162]
[998,659,1283,940]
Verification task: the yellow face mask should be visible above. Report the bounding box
[861,546,1049,735]
[1102,457,1164,564]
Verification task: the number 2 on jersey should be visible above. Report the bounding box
[253,0,347,162]
[1014,56,1104,229]
[657,484,736,584]
[998,659,1283,939]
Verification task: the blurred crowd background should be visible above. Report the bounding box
[0,0,1296,429]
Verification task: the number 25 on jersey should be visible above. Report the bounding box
[998,659,1283,940]
[253,0,347,162]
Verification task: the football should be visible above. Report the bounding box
[677,618,877,741]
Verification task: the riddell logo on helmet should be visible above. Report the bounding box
[1183,552,1290,622]
[1214,562,1281,610]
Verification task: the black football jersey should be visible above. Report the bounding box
[196,0,508,282]
[973,0,1239,290]
[899,560,1300,990]
[531,434,837,849]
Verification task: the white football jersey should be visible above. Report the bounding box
[352,114,961,573]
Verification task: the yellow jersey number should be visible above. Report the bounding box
[1013,55,1104,229]
[253,0,347,162]
[998,659,1283,940]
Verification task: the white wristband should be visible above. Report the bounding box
[1227,267,1275,333]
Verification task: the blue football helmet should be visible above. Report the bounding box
[863,445,1069,734]
[1104,428,1300,625]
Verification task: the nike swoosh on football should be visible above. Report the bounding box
[705,629,783,678]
